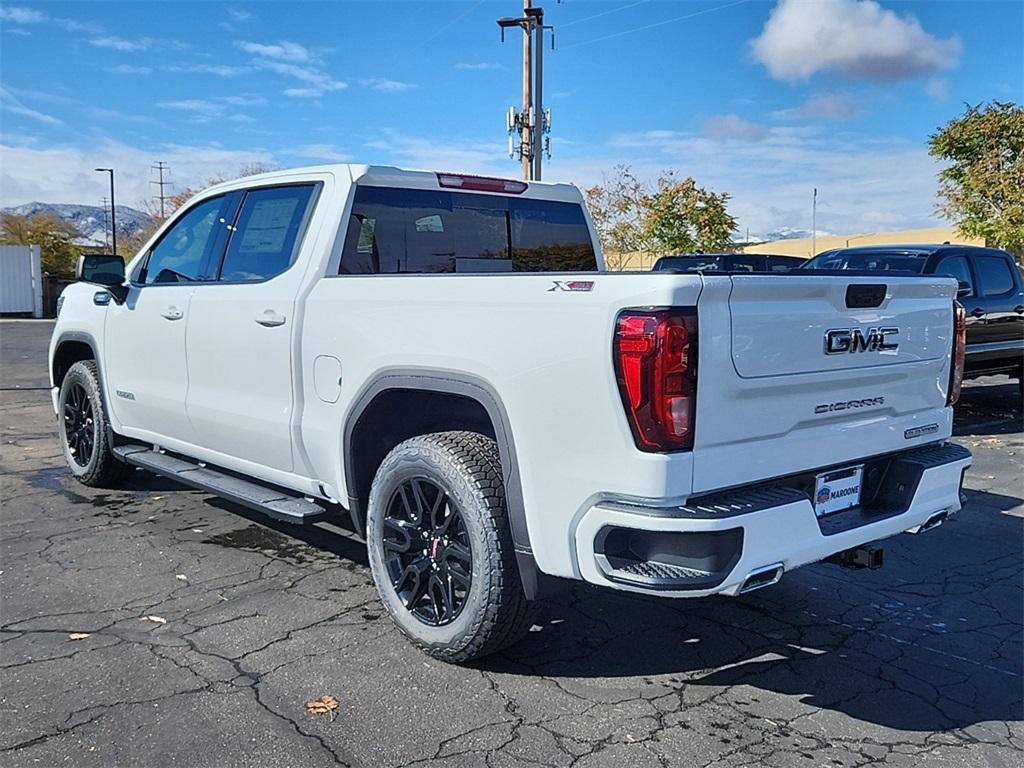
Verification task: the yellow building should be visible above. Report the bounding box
[741,226,983,259]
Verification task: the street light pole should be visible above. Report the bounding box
[95,168,116,256]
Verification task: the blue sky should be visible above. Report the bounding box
[1,0,1021,237]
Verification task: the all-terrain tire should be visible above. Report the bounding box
[57,360,133,488]
[366,431,535,662]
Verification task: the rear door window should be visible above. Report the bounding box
[218,185,316,282]
[339,186,596,274]
[974,255,1015,296]
[803,250,930,272]
[935,254,974,297]
[724,255,763,272]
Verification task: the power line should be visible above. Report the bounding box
[562,0,752,50]
[150,161,172,219]
[559,0,652,29]
[99,196,110,250]
[412,0,486,51]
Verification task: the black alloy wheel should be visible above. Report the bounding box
[382,477,472,626]
[63,382,96,467]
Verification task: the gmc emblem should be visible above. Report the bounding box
[824,327,899,355]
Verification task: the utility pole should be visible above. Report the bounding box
[530,5,544,180]
[99,196,110,250]
[812,187,818,257]
[95,168,116,256]
[521,0,532,180]
[498,2,553,181]
[151,160,172,219]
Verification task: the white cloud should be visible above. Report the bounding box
[0,86,64,126]
[776,92,860,121]
[164,63,252,77]
[605,126,943,236]
[0,5,102,33]
[156,95,265,123]
[455,62,506,71]
[362,78,417,93]
[925,77,949,101]
[292,144,353,163]
[703,114,768,142]
[112,64,153,75]
[365,131,508,174]
[0,6,46,24]
[90,35,150,52]
[256,61,347,97]
[751,0,961,82]
[237,40,312,62]
[228,8,254,22]
[0,140,276,211]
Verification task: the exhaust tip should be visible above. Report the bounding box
[907,509,948,535]
[739,562,784,594]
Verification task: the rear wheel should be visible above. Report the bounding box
[366,431,533,662]
[57,360,132,487]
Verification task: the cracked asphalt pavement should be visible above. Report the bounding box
[2,319,1022,767]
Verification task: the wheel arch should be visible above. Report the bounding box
[52,332,100,387]
[51,331,119,442]
[343,369,539,597]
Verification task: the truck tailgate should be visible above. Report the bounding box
[691,274,957,494]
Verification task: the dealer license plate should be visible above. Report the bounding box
[813,465,864,517]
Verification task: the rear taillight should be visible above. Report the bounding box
[948,301,966,405]
[613,309,698,452]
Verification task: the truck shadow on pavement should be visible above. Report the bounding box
[953,380,1022,436]
[487,491,1022,732]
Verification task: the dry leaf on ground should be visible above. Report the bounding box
[142,615,168,625]
[68,632,90,641]
[306,695,339,720]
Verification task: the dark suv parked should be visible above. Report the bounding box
[652,253,805,272]
[803,244,1024,389]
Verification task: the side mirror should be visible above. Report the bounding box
[956,280,972,298]
[75,254,128,304]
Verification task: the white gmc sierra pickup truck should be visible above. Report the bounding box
[50,164,972,661]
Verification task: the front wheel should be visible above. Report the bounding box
[365,431,534,662]
[57,360,132,487]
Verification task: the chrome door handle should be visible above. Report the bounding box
[969,307,985,318]
[255,310,286,327]
[161,307,183,321]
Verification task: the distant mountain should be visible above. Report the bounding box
[759,227,834,242]
[1,202,154,247]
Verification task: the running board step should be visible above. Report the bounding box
[113,445,328,524]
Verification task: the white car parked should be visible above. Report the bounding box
[50,164,971,661]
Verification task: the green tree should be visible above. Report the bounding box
[929,101,1024,257]
[642,172,736,254]
[0,212,83,275]
[585,166,736,266]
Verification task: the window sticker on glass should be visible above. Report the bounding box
[415,214,444,233]
[238,198,299,253]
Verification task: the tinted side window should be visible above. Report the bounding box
[142,196,226,284]
[935,255,974,296]
[340,187,597,274]
[725,255,762,272]
[510,198,597,271]
[218,185,315,282]
[768,256,802,272]
[974,255,1015,296]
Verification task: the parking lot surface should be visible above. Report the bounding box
[2,319,1022,767]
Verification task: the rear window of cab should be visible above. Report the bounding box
[339,186,597,274]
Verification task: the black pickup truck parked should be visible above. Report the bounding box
[652,253,806,273]
[803,244,1024,391]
